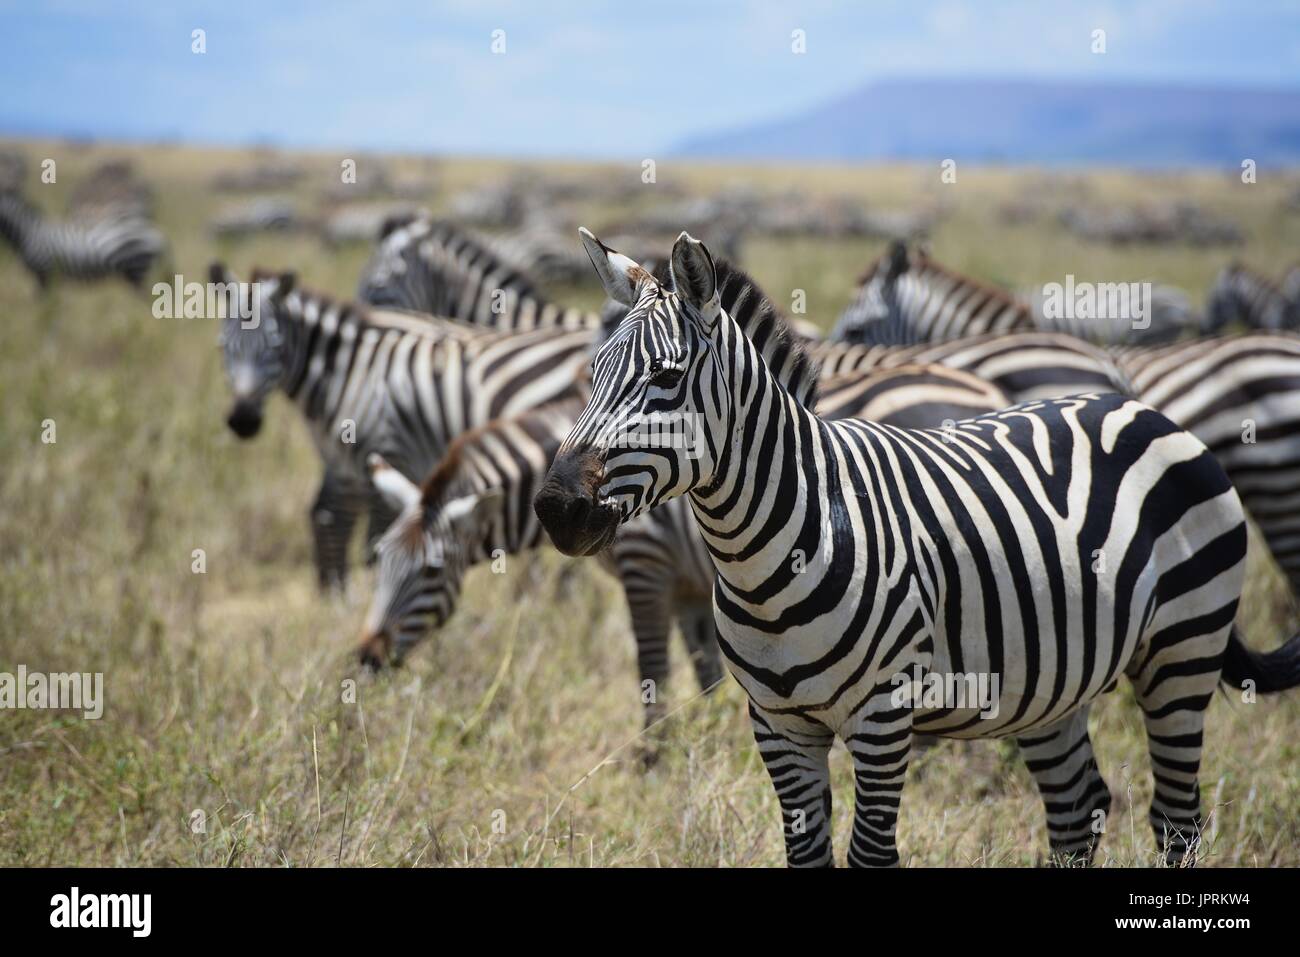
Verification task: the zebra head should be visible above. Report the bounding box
[535,229,726,557]
[211,263,293,439]
[828,240,910,344]
[358,454,503,668]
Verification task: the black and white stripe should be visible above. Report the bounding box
[536,229,1300,867]
[0,191,164,288]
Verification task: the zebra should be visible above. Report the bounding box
[481,221,594,287]
[833,242,1198,346]
[534,229,1300,867]
[1205,263,1299,333]
[830,240,1034,345]
[357,215,600,332]
[0,191,164,289]
[360,362,1009,739]
[211,264,592,588]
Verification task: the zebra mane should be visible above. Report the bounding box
[709,258,821,408]
[904,247,1030,315]
[419,423,488,509]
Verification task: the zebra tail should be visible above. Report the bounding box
[1221,628,1300,694]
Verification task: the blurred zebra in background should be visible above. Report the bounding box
[357,215,599,331]
[1022,281,1198,344]
[830,241,1033,345]
[0,191,164,288]
[1206,262,1299,332]
[833,241,1198,345]
[360,362,1007,740]
[212,265,590,588]
[481,220,593,287]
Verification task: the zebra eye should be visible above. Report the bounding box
[649,363,684,390]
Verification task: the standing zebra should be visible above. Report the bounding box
[535,229,1300,867]
[1205,263,1299,333]
[359,362,1008,738]
[0,191,164,288]
[357,215,600,331]
[212,265,591,588]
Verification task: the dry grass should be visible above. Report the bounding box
[0,139,1298,867]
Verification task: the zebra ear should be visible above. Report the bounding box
[886,241,910,280]
[579,227,650,306]
[442,487,505,533]
[368,454,420,511]
[272,271,296,302]
[670,232,719,327]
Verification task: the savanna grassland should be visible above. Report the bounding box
[1,139,1298,867]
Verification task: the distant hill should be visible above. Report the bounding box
[675,78,1300,168]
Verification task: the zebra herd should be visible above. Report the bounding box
[200,211,1300,867]
[6,169,1298,864]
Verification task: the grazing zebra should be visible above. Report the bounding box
[0,191,164,288]
[830,241,1034,345]
[535,229,1300,867]
[357,215,600,331]
[1205,263,1298,333]
[360,362,1008,738]
[211,264,591,588]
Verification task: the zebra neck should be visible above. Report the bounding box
[686,327,851,601]
[279,293,366,417]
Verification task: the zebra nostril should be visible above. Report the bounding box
[567,495,591,527]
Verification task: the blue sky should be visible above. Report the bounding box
[2,0,1298,158]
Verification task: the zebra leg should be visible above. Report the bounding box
[843,696,913,867]
[310,469,363,591]
[1128,635,1224,866]
[675,604,725,693]
[1017,706,1111,866]
[750,702,835,867]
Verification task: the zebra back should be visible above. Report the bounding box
[357,215,600,332]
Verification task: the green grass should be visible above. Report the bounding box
[0,140,1298,866]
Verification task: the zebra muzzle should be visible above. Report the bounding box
[534,448,621,557]
[226,400,263,439]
